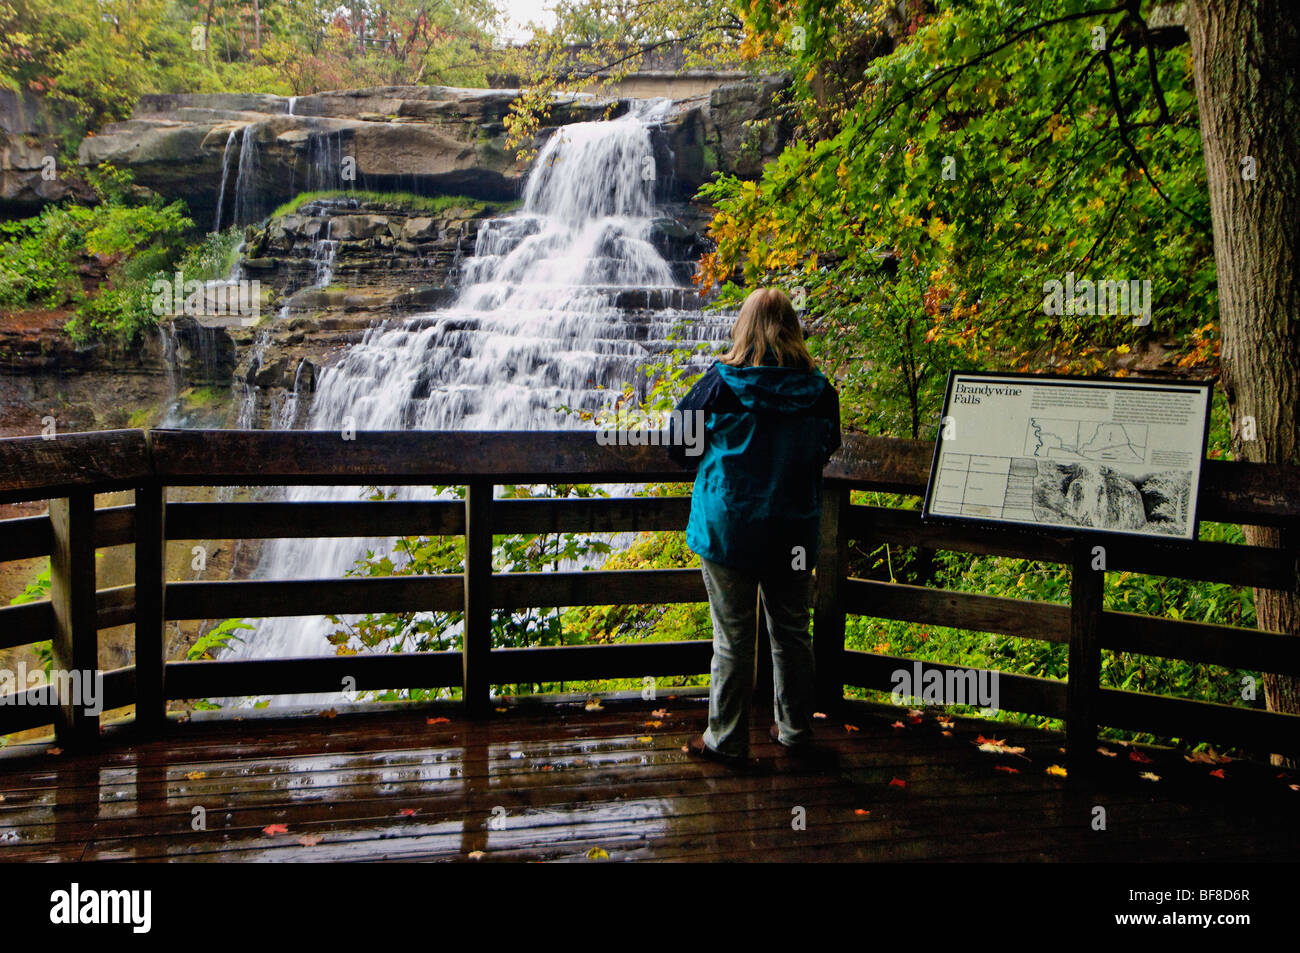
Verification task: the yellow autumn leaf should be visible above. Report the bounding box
[637,735,653,743]
[585,847,609,860]
[185,771,206,781]
[1046,764,1068,777]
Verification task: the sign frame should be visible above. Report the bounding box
[922,370,1214,542]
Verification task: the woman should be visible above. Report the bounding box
[667,287,842,765]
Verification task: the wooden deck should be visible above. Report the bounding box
[2,694,1296,862]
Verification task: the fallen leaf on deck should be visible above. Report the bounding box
[890,720,906,730]
[973,735,1026,758]
[651,709,669,719]
[1139,772,1161,782]
[941,730,952,737]
[263,824,289,835]
[1128,749,1154,764]
[666,695,676,700]
[642,720,663,728]
[585,847,609,860]
[854,809,870,816]
[1185,749,1231,765]
[297,834,322,847]
[540,764,553,772]
[907,712,924,726]
[1045,765,1068,778]
[637,736,653,743]
[844,724,860,733]
[319,708,337,719]
[994,765,1019,774]
[45,747,62,756]
[1289,784,1300,792]
[584,698,604,712]
[398,808,417,816]
[813,712,827,719]
[495,707,508,713]
[1208,768,1227,779]
[1097,747,1117,758]
[426,716,451,725]
[937,717,955,729]
[468,850,486,860]
[185,771,207,781]
[888,778,907,788]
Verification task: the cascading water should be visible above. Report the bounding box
[222,100,733,703]
[212,129,239,233]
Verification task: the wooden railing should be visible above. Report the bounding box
[1,429,1297,766]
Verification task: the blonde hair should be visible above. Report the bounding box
[720,287,815,370]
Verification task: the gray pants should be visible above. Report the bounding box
[700,557,816,758]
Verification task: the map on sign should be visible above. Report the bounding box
[923,372,1212,540]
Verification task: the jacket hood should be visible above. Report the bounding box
[714,362,828,413]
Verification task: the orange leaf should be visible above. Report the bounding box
[185,770,207,781]
[1128,749,1153,764]
[844,724,860,733]
[890,720,906,730]
[907,713,923,726]
[651,709,669,719]
[854,808,870,816]
[813,712,827,719]
[426,716,451,725]
[319,708,337,719]
[994,765,1019,774]
[642,720,663,728]
[297,834,322,847]
[398,808,417,817]
[263,824,289,835]
[45,747,62,756]
[1208,768,1226,779]
[888,777,907,788]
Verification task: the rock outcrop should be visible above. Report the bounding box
[74,79,790,227]
[77,87,626,227]
[0,91,92,218]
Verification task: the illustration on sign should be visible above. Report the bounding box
[924,373,1211,540]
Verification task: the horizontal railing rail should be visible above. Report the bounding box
[0,428,1296,765]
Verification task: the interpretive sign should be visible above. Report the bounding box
[923,371,1212,540]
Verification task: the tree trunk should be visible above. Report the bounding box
[1186,0,1300,763]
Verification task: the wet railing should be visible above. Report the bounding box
[0,428,1297,767]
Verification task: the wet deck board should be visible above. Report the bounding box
[1,698,1297,862]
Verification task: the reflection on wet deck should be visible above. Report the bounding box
[2,694,1297,862]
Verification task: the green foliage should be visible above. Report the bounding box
[8,563,53,676]
[268,190,513,220]
[703,0,1217,438]
[188,618,254,661]
[0,165,194,344]
[1,0,502,126]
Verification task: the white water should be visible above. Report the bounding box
[212,129,239,233]
[222,100,732,703]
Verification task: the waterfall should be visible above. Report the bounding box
[232,124,261,226]
[221,100,733,705]
[311,218,338,287]
[212,129,239,233]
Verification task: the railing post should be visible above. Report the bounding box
[463,481,493,716]
[1067,537,1104,775]
[133,482,167,732]
[813,484,849,715]
[49,491,98,748]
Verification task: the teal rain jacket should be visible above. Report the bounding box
[668,360,841,574]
